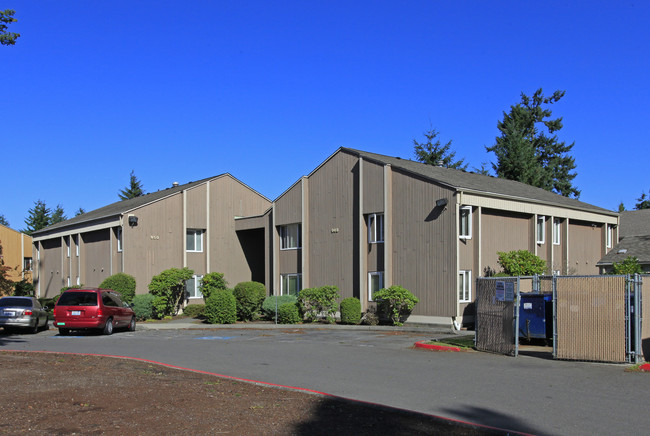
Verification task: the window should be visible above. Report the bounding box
[186,275,204,299]
[552,218,561,245]
[186,229,204,252]
[73,235,79,256]
[536,216,546,244]
[117,228,123,252]
[459,206,472,239]
[368,271,384,301]
[65,236,70,257]
[23,258,33,272]
[606,225,614,248]
[281,274,301,296]
[66,277,70,287]
[279,224,301,250]
[367,213,384,243]
[76,276,80,286]
[458,270,471,302]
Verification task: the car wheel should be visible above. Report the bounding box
[103,318,114,335]
[43,319,50,330]
[59,328,69,336]
[29,321,38,334]
[128,316,136,332]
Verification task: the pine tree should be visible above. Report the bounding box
[119,170,145,200]
[635,191,650,210]
[0,9,20,46]
[75,208,86,216]
[23,200,51,235]
[50,205,67,224]
[413,128,468,170]
[486,89,580,198]
[0,214,8,227]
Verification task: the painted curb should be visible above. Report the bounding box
[640,363,650,372]
[414,340,462,352]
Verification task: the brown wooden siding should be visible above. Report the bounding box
[279,248,301,274]
[275,183,302,226]
[362,159,384,214]
[307,152,358,299]
[481,209,530,274]
[568,220,602,275]
[38,238,63,297]
[0,226,33,283]
[367,242,384,272]
[186,183,208,228]
[391,170,456,317]
[82,229,111,288]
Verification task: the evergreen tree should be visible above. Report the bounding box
[75,207,86,216]
[119,170,145,200]
[23,200,51,235]
[635,191,650,210]
[0,9,20,46]
[413,128,468,170]
[486,89,580,198]
[0,214,8,227]
[618,202,626,213]
[50,205,67,224]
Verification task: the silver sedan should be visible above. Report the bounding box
[0,296,49,334]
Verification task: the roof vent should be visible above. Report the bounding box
[617,249,628,254]
[437,160,444,167]
[172,182,179,187]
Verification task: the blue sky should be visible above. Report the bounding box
[2,1,648,230]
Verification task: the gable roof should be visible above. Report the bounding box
[619,209,650,237]
[32,174,267,237]
[597,235,650,266]
[341,148,616,216]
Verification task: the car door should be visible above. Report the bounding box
[106,293,128,326]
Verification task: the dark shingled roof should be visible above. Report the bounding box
[342,148,616,215]
[32,176,218,235]
[619,209,650,237]
[597,235,650,266]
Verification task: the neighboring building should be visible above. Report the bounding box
[236,148,619,325]
[0,224,33,283]
[597,209,650,274]
[31,175,271,299]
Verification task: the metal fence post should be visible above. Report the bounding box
[552,275,557,358]
[515,277,520,357]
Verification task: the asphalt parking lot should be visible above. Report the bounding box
[1,322,649,436]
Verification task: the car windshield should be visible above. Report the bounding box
[57,292,98,306]
[0,298,32,307]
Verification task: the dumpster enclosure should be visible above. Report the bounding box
[476,274,646,363]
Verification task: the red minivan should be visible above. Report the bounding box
[54,288,135,335]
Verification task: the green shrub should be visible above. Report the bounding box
[132,294,156,321]
[38,298,55,311]
[13,279,35,297]
[232,281,266,321]
[496,250,546,276]
[204,290,237,324]
[339,297,361,324]
[183,304,205,318]
[200,272,228,300]
[148,267,194,318]
[262,295,298,320]
[277,302,301,324]
[610,256,643,275]
[99,273,137,303]
[298,286,340,323]
[374,285,419,326]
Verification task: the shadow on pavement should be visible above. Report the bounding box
[293,396,537,435]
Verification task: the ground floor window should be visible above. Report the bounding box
[368,271,384,301]
[459,270,471,302]
[186,275,204,299]
[281,274,301,296]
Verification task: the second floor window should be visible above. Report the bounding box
[606,225,614,248]
[117,228,123,252]
[368,213,384,243]
[280,224,301,250]
[536,216,546,244]
[187,229,204,252]
[553,218,561,245]
[459,206,472,239]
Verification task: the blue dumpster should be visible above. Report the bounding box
[518,293,553,340]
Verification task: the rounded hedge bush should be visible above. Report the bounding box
[374,285,419,326]
[262,295,298,320]
[233,281,266,321]
[132,294,156,321]
[99,273,137,303]
[200,272,228,300]
[339,297,361,325]
[204,290,237,324]
[277,302,301,324]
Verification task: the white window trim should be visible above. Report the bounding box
[368,271,384,302]
[186,274,204,299]
[552,218,561,245]
[186,229,204,253]
[280,224,301,250]
[367,213,384,243]
[606,225,613,248]
[459,270,471,303]
[536,216,546,244]
[280,273,302,295]
[117,228,123,252]
[65,236,70,258]
[74,235,79,256]
[459,206,472,239]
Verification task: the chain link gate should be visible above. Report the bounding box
[475,277,520,356]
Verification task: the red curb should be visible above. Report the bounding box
[640,363,650,372]
[414,341,462,352]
